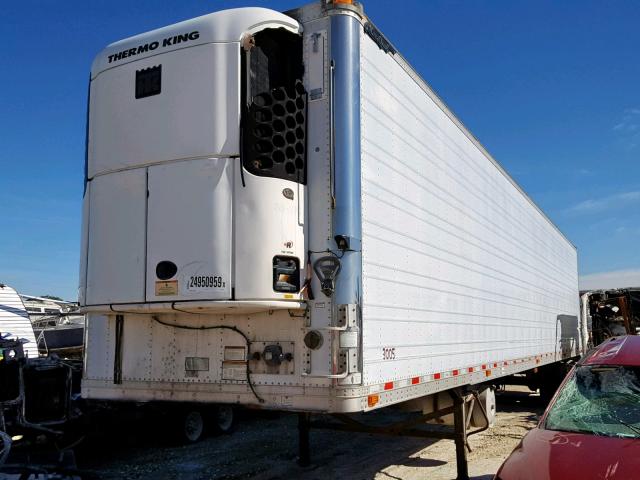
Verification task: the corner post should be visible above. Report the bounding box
[330,7,363,308]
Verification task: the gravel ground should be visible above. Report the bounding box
[76,388,544,480]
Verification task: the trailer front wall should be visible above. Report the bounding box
[82,310,334,409]
[359,31,579,388]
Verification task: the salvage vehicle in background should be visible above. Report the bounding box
[495,335,640,480]
[0,284,82,438]
[581,288,640,346]
[0,284,83,476]
[1,282,231,480]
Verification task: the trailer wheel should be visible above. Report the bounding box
[178,409,205,444]
[213,405,235,434]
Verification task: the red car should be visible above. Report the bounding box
[495,335,640,480]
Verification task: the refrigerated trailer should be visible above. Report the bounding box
[80,0,581,425]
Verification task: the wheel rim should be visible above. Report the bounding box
[184,411,204,442]
[216,406,234,432]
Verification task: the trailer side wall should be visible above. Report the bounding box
[359,29,579,389]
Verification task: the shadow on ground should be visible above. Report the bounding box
[72,389,545,480]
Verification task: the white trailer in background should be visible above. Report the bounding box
[0,284,38,358]
[79,1,581,475]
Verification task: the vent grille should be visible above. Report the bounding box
[243,81,307,184]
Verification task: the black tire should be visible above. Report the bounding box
[176,409,206,444]
[213,405,235,434]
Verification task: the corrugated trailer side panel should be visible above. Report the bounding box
[359,29,579,388]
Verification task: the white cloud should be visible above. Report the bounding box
[613,108,640,148]
[565,190,640,215]
[580,269,640,291]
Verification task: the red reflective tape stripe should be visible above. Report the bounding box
[411,377,420,385]
[452,369,459,376]
[434,373,441,380]
[384,382,393,390]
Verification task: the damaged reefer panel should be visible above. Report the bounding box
[80,1,580,412]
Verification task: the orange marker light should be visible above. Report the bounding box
[368,394,379,407]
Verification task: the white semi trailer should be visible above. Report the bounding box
[79,0,581,472]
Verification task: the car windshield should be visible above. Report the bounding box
[545,365,640,439]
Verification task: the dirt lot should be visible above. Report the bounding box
[76,388,543,480]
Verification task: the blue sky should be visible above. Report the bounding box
[1,0,639,300]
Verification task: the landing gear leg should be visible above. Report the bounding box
[452,390,469,480]
[297,412,311,467]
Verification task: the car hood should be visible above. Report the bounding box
[496,427,640,480]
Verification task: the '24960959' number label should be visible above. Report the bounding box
[188,276,225,288]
